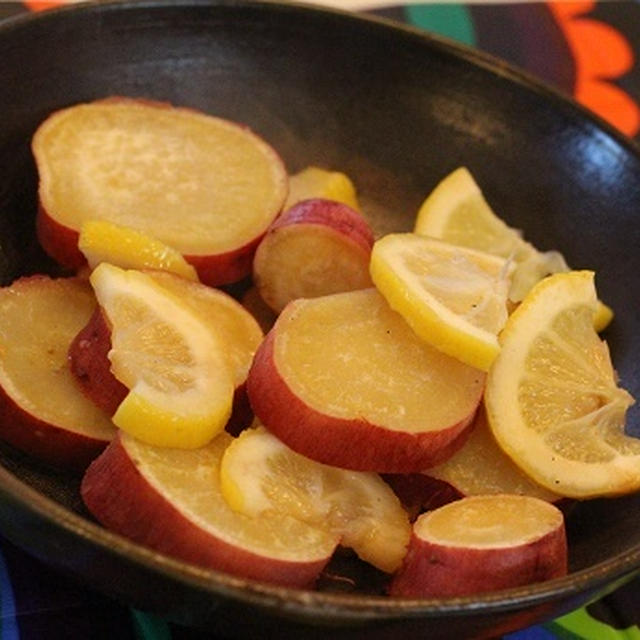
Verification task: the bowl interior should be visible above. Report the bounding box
[0,1,640,637]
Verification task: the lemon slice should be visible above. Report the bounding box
[412,166,564,280]
[78,219,199,281]
[414,167,527,258]
[370,233,512,371]
[284,166,360,212]
[220,426,411,573]
[414,167,614,330]
[89,263,234,448]
[485,271,638,498]
[414,166,578,294]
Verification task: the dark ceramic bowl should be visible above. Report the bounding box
[1,1,639,638]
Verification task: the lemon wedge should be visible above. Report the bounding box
[89,263,234,448]
[285,166,360,211]
[485,271,638,498]
[413,167,612,332]
[414,167,528,260]
[79,219,199,281]
[370,233,512,371]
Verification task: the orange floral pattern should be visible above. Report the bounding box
[24,0,66,10]
[548,0,640,137]
[20,0,640,139]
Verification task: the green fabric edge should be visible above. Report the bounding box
[546,607,640,640]
[131,609,172,640]
[405,3,476,46]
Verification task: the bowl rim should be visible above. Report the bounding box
[1,0,639,622]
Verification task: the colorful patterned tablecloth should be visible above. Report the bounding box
[1,1,639,638]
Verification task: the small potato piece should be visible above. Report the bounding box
[389,494,567,598]
[253,198,374,313]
